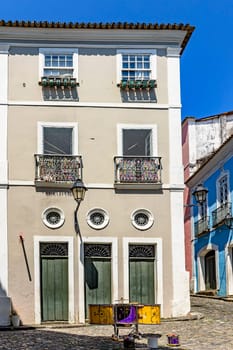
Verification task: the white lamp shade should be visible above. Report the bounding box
[192,184,208,204]
[71,179,87,202]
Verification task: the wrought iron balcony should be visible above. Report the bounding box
[114,156,162,189]
[194,216,210,236]
[35,154,83,188]
[212,202,232,227]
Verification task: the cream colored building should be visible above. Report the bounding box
[0,21,194,325]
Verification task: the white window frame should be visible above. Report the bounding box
[42,207,65,229]
[116,49,157,84]
[86,208,110,230]
[117,123,158,156]
[198,193,208,219]
[39,48,78,79]
[37,122,78,155]
[216,170,230,206]
[131,208,154,230]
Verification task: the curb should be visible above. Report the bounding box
[161,312,203,323]
[0,325,35,331]
[191,293,233,302]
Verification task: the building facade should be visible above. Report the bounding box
[0,20,194,325]
[186,136,233,296]
[182,111,233,287]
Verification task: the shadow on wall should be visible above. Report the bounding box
[120,88,157,102]
[42,86,79,101]
[0,280,7,297]
[0,281,22,327]
[0,281,11,326]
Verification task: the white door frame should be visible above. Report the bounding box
[225,242,233,295]
[197,243,219,292]
[78,236,118,323]
[122,237,163,316]
[34,236,74,324]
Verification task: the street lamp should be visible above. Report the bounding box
[184,184,208,208]
[192,184,208,205]
[71,179,87,238]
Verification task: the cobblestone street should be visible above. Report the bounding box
[0,296,233,349]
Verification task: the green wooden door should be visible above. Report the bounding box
[129,245,155,304]
[40,243,68,322]
[84,244,111,318]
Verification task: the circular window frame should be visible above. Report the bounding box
[131,209,154,231]
[86,208,109,230]
[42,207,65,229]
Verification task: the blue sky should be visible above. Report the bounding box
[1,0,232,119]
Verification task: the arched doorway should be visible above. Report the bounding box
[204,250,216,290]
[84,244,112,318]
[129,244,156,304]
[197,245,218,293]
[40,242,68,322]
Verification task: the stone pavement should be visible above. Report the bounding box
[1,296,233,349]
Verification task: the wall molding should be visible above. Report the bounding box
[2,101,181,109]
[7,180,185,190]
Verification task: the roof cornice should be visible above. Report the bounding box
[0,20,195,54]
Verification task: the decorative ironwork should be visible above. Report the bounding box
[194,216,209,236]
[129,245,155,258]
[134,213,149,226]
[84,244,111,258]
[40,242,68,257]
[212,202,232,227]
[35,154,82,185]
[46,211,61,225]
[114,156,162,184]
[90,212,105,226]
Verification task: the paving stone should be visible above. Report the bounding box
[0,296,233,349]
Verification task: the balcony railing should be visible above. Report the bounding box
[194,216,210,236]
[117,79,157,90]
[114,156,162,188]
[212,202,232,227]
[35,154,83,187]
[39,76,79,88]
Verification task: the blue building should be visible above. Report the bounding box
[186,135,233,296]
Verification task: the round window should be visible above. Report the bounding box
[131,209,154,230]
[87,208,109,230]
[42,207,65,229]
